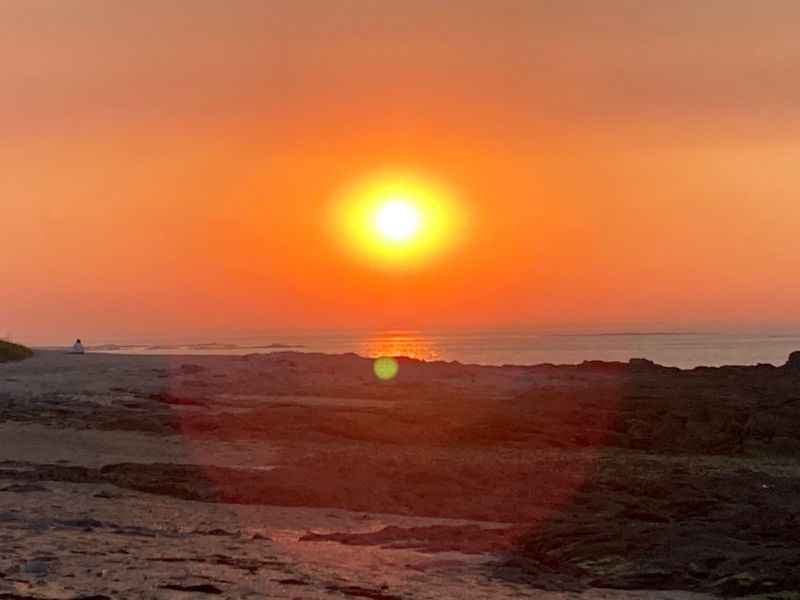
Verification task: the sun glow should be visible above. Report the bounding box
[330,168,467,270]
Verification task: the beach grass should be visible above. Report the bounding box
[0,339,34,363]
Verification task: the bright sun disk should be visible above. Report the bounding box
[374,199,419,241]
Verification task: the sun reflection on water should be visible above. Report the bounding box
[362,332,439,362]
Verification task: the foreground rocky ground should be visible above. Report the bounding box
[1,350,799,598]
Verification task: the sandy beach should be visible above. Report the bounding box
[1,350,799,598]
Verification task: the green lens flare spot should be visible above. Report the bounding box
[373,356,399,380]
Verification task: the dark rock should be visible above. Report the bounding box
[159,583,223,594]
[148,392,205,406]
[273,578,309,585]
[784,350,800,370]
[192,528,233,536]
[1,483,49,493]
[93,490,121,499]
[22,558,53,575]
[325,584,403,600]
[63,517,105,530]
[767,435,800,454]
[628,358,657,370]
[590,568,676,589]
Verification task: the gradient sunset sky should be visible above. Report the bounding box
[3,1,799,343]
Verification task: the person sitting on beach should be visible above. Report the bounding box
[72,339,85,354]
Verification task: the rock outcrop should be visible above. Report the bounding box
[784,350,800,370]
[497,350,800,597]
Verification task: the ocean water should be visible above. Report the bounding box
[76,325,800,369]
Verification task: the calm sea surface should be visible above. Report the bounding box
[70,325,800,369]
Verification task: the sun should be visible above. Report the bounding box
[374,199,420,241]
[330,167,468,270]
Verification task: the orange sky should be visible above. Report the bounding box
[2,1,800,343]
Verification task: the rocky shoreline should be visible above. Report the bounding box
[494,351,800,596]
[1,350,799,598]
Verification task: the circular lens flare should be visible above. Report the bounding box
[373,356,400,380]
[375,199,420,241]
